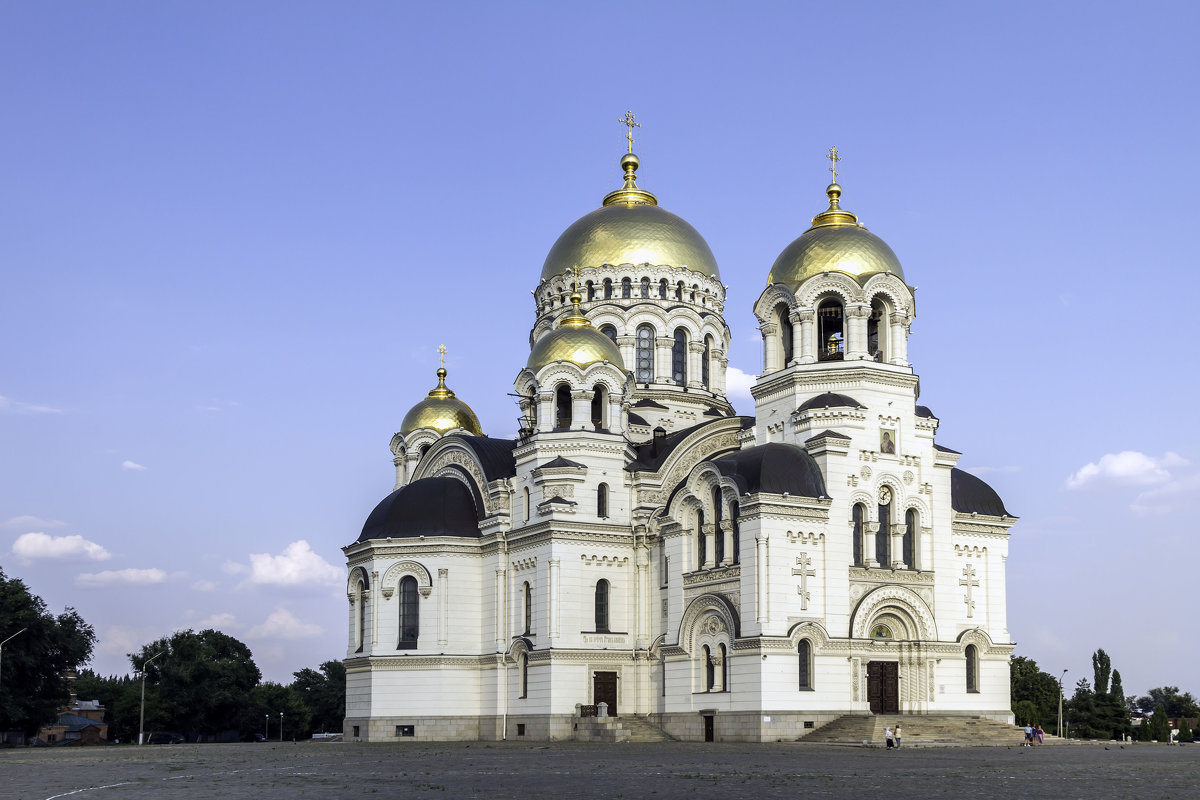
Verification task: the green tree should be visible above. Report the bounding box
[291,660,345,735]
[1136,687,1199,718]
[73,671,142,743]
[243,682,311,741]
[1178,716,1193,741]
[1092,649,1111,695]
[130,629,261,740]
[1147,704,1171,742]
[0,568,97,737]
[1009,655,1060,729]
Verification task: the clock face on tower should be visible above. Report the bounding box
[879,487,892,505]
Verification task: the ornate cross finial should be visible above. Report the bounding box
[618,110,640,153]
[826,146,842,183]
[437,344,447,369]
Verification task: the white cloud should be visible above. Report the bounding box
[2,515,66,529]
[246,540,341,587]
[197,612,236,629]
[1066,451,1187,490]
[191,579,218,592]
[121,460,147,471]
[1131,472,1200,516]
[246,607,323,640]
[76,568,167,587]
[12,532,111,561]
[724,364,756,411]
[221,561,248,575]
[0,394,62,414]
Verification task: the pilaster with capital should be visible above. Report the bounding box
[718,519,734,566]
[891,523,908,570]
[796,308,816,364]
[845,303,872,360]
[755,533,769,623]
[687,340,705,388]
[571,390,592,431]
[889,312,910,365]
[655,337,674,384]
[759,321,780,373]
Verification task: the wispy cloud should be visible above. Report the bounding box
[725,364,756,411]
[191,579,218,592]
[76,568,167,587]
[1066,451,1187,490]
[1132,472,1200,516]
[247,607,323,640]
[197,612,236,629]
[246,540,341,587]
[12,532,111,561]
[0,394,63,414]
[121,460,147,471]
[2,515,66,530]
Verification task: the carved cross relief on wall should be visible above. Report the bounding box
[959,564,979,618]
[793,553,816,611]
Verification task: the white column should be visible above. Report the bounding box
[655,337,673,383]
[687,341,705,388]
[712,349,727,393]
[549,559,560,639]
[787,310,803,366]
[866,520,880,568]
[635,537,649,649]
[890,312,910,366]
[846,304,872,360]
[702,524,717,569]
[437,568,448,645]
[891,524,907,570]
[538,392,554,433]
[572,390,591,430]
[719,520,734,566]
[616,335,635,372]
[755,534,769,623]
[495,569,506,647]
[759,322,779,373]
[797,309,816,364]
[369,570,379,651]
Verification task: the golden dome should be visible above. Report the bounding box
[527,291,625,371]
[540,152,720,283]
[768,183,904,286]
[400,367,482,436]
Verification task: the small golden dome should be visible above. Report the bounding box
[527,290,625,371]
[540,152,719,283]
[400,367,482,436]
[768,183,904,286]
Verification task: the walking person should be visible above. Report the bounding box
[894,723,903,749]
[885,726,894,749]
[1035,724,1044,745]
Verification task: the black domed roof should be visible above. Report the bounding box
[357,477,480,543]
[713,443,826,498]
[950,468,1010,516]
[798,392,864,412]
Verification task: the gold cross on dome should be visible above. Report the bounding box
[437,344,447,368]
[618,110,640,153]
[826,146,842,183]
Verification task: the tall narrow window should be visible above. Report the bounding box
[640,277,650,297]
[852,503,865,566]
[555,384,572,429]
[603,278,613,299]
[718,643,728,692]
[672,328,687,385]
[519,653,528,698]
[966,644,979,693]
[730,502,740,565]
[817,298,844,361]
[398,576,419,649]
[798,639,812,690]
[778,304,793,365]
[523,488,531,522]
[712,487,724,566]
[523,581,532,635]
[675,281,684,300]
[586,281,595,301]
[636,325,654,383]
[355,577,367,653]
[876,493,891,567]
[696,509,706,569]
[702,336,712,388]
[597,483,609,518]
[591,384,607,430]
[704,645,714,691]
[658,279,668,298]
[595,579,610,632]
[621,277,632,298]
[868,296,889,361]
[904,508,917,569]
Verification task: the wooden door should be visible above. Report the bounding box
[867,661,899,714]
[593,671,617,716]
[703,714,714,742]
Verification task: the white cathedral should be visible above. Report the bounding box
[342,132,1016,742]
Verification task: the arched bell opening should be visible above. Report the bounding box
[775,303,793,365]
[868,295,892,362]
[817,296,844,361]
[591,383,608,430]
[554,383,572,430]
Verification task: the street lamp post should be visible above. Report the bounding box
[0,628,28,699]
[265,714,269,741]
[138,651,165,745]
[1058,669,1068,739]
[279,711,284,743]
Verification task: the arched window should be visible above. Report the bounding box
[555,384,572,429]
[817,297,844,361]
[597,483,609,518]
[712,487,724,566]
[591,384,607,430]
[519,652,528,698]
[603,278,613,299]
[658,279,668,298]
[966,644,979,693]
[718,643,728,692]
[696,508,706,569]
[690,285,697,303]
[586,280,595,302]
[672,328,687,385]
[636,325,654,383]
[594,579,610,632]
[703,645,715,691]
[876,491,891,567]
[904,508,918,569]
[355,576,368,653]
[523,487,531,522]
[398,576,419,649]
[599,324,617,343]
[730,501,741,565]
[868,296,890,362]
[777,304,793,365]
[675,281,684,300]
[702,336,712,388]
[852,503,865,566]
[520,578,530,633]
[621,277,632,298]
[798,639,813,690]
[640,277,650,298]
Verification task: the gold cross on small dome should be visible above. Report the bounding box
[618,110,640,153]
[437,344,447,368]
[826,146,842,183]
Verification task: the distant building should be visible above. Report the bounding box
[36,674,109,745]
[344,135,1015,742]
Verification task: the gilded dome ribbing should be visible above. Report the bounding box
[400,367,482,436]
[540,152,720,283]
[527,291,625,371]
[768,182,904,286]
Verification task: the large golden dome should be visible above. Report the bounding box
[400,368,482,436]
[768,183,904,286]
[527,293,625,371]
[540,153,719,283]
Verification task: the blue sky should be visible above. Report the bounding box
[2,1,1198,697]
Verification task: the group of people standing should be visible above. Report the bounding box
[1023,724,1045,745]
[884,725,902,749]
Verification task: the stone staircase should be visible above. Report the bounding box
[617,714,677,743]
[801,715,1048,747]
